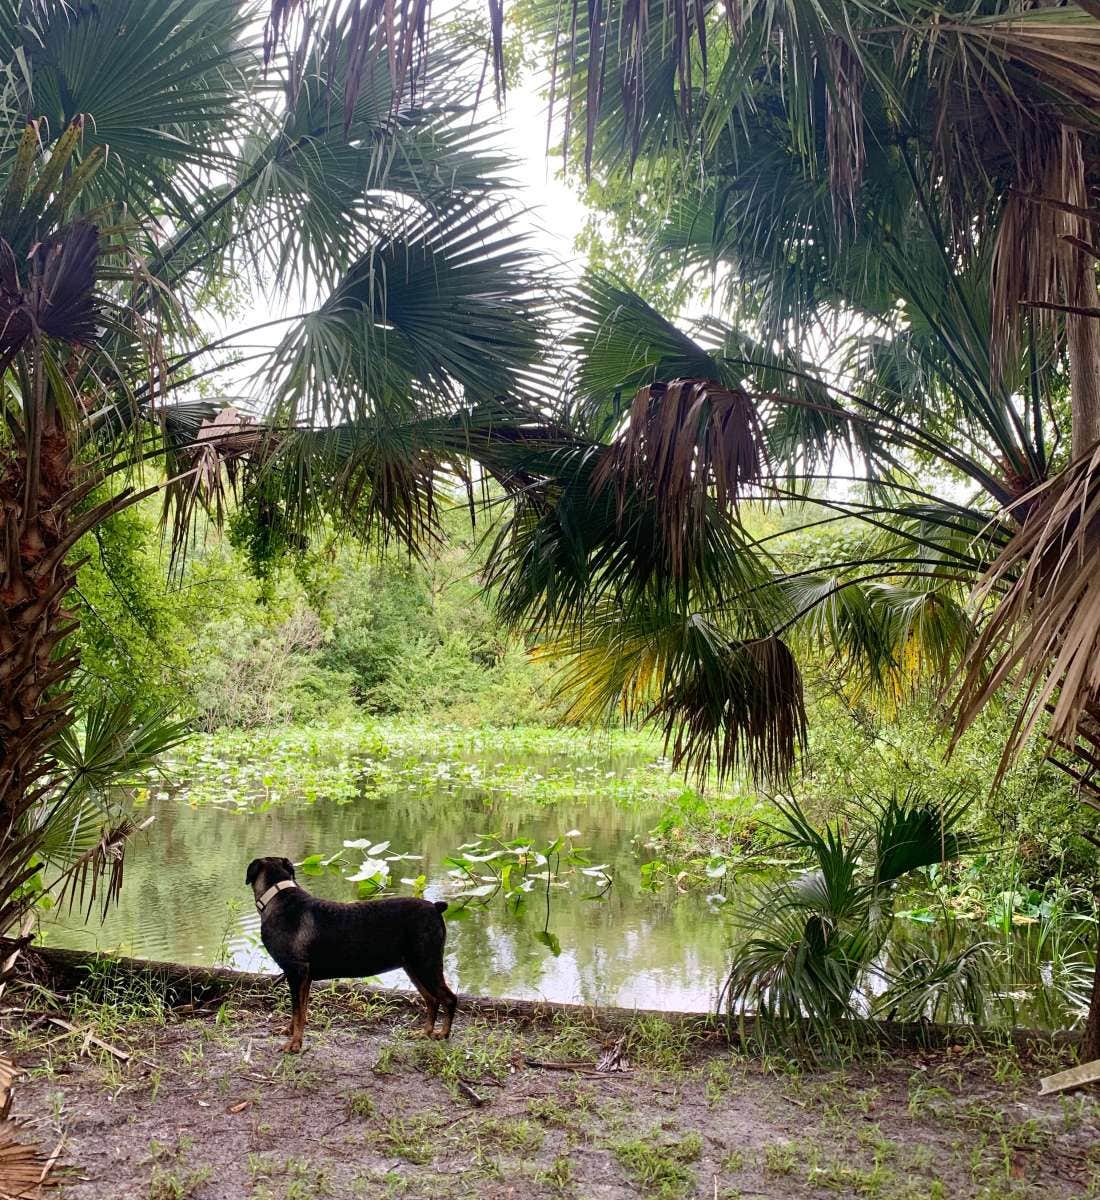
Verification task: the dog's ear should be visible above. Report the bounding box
[245,859,263,887]
[280,857,295,879]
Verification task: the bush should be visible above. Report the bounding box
[72,499,562,731]
[187,606,360,730]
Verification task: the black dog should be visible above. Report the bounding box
[245,856,458,1053]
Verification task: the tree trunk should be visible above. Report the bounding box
[1084,911,1100,1061]
[1064,124,1100,462]
[0,408,83,932]
[1067,251,1100,461]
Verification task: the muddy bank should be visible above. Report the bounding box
[2,954,1098,1199]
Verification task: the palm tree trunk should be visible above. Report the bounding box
[1084,890,1100,1062]
[1068,248,1100,461]
[0,409,82,912]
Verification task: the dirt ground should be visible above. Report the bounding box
[5,980,1100,1200]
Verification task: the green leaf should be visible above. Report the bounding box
[534,930,562,956]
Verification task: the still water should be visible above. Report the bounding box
[43,739,732,1012]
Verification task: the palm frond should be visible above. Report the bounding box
[48,695,190,809]
[267,199,549,426]
[725,790,991,1037]
[785,573,974,702]
[490,430,758,609]
[567,274,721,437]
[856,785,984,888]
[52,818,137,923]
[652,633,806,785]
[877,928,996,1026]
[725,879,875,1026]
[265,0,486,134]
[594,377,765,561]
[13,0,255,220]
[952,447,1100,783]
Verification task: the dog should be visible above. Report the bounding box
[245,856,458,1053]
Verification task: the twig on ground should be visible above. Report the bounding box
[456,1078,485,1106]
[523,1058,602,1074]
[39,1135,65,1183]
[45,1017,130,1063]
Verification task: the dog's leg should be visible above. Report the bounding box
[405,972,439,1037]
[282,970,311,1054]
[436,979,458,1040]
[409,966,456,1040]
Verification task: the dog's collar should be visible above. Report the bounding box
[256,879,297,914]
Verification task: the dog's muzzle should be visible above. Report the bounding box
[256,879,298,913]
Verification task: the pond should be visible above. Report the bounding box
[43,726,735,1012]
[41,722,1094,1030]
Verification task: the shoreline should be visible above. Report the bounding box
[18,944,1082,1053]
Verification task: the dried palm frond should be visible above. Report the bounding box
[267,0,473,126]
[0,1055,59,1196]
[951,446,1100,783]
[0,1058,13,1122]
[53,820,139,924]
[944,8,1100,116]
[989,125,1091,386]
[161,406,269,571]
[594,378,765,575]
[0,1119,58,1197]
[825,35,865,236]
[652,633,806,785]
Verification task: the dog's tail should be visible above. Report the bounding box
[433,900,448,915]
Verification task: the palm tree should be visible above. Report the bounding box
[724,787,988,1042]
[476,1,1100,1046]
[0,0,550,945]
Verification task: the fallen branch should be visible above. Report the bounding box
[523,1058,603,1074]
[39,1136,65,1184]
[45,1017,130,1063]
[16,946,1085,1054]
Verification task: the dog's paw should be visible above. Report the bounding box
[408,1027,434,1040]
[280,1038,303,1054]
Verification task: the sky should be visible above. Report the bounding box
[220,56,588,405]
[495,73,587,266]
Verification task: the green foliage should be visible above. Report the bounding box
[71,497,567,732]
[723,789,990,1036]
[72,501,193,707]
[441,830,612,921]
[795,685,1097,890]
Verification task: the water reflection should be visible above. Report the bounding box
[42,740,1087,1028]
[44,745,733,1012]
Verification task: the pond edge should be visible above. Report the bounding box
[18,945,1081,1053]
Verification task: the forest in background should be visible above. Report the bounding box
[72,494,1096,899]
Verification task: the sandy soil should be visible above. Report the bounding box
[6,983,1100,1200]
